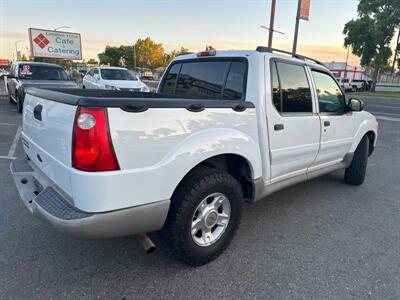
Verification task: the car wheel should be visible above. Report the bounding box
[162,167,242,266]
[8,87,14,103]
[345,135,369,185]
[16,93,23,114]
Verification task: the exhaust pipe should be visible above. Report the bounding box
[136,233,156,254]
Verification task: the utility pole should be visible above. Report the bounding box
[292,0,302,55]
[344,46,350,78]
[391,29,400,75]
[268,0,276,48]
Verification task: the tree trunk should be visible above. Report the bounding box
[371,68,379,92]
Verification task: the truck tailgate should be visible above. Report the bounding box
[22,93,77,196]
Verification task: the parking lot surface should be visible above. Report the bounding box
[0,88,399,299]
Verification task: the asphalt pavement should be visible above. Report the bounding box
[0,87,399,299]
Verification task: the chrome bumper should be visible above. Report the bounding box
[10,157,170,239]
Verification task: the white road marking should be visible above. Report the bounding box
[375,116,400,122]
[0,155,16,160]
[7,126,22,157]
[368,104,400,110]
[370,111,400,117]
[0,122,17,126]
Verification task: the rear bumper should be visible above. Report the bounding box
[10,157,170,239]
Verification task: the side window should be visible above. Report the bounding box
[271,62,281,111]
[275,62,313,113]
[175,61,230,99]
[223,61,246,100]
[162,63,181,94]
[312,70,345,114]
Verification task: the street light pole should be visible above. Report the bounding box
[54,26,71,31]
[292,0,302,55]
[268,0,276,48]
[15,40,24,61]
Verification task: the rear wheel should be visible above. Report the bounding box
[8,86,13,103]
[16,93,23,114]
[162,167,242,266]
[345,136,369,185]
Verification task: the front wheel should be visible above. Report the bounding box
[162,167,242,266]
[345,136,369,185]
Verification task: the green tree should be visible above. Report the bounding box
[135,37,165,69]
[164,47,190,65]
[98,46,125,66]
[86,58,98,65]
[343,0,400,91]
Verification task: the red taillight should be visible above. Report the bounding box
[72,107,120,171]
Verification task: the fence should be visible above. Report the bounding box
[378,73,400,84]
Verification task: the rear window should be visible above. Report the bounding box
[18,64,69,81]
[160,59,247,100]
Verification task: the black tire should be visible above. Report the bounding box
[8,86,14,103]
[345,135,369,185]
[162,167,242,266]
[16,93,23,114]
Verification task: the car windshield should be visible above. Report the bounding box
[18,64,70,80]
[100,69,137,80]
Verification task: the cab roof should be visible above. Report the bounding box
[173,47,327,71]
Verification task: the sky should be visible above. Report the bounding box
[0,0,370,65]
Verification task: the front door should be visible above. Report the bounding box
[267,59,321,183]
[309,70,354,169]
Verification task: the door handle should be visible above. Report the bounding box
[274,124,284,131]
[324,120,330,127]
[33,104,43,121]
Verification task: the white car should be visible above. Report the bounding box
[336,77,353,92]
[350,79,365,91]
[11,48,378,266]
[82,66,150,92]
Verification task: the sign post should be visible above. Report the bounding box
[292,0,311,55]
[28,28,82,60]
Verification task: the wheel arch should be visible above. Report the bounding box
[171,153,256,202]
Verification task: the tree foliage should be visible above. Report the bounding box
[86,58,98,65]
[343,0,400,69]
[98,37,189,69]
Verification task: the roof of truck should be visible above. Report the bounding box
[174,48,327,70]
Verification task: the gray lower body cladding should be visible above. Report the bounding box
[10,157,170,239]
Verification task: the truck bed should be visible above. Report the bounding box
[21,88,260,213]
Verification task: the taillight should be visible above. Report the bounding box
[72,107,120,171]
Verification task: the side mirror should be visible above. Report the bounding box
[347,98,364,112]
[94,74,100,81]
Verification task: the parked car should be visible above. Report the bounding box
[336,78,353,92]
[10,48,378,266]
[350,79,365,91]
[6,62,77,113]
[82,66,150,92]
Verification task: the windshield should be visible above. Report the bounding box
[100,69,137,80]
[18,64,70,80]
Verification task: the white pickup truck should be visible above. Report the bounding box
[11,48,378,266]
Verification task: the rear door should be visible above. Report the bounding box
[266,59,321,182]
[309,69,354,168]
